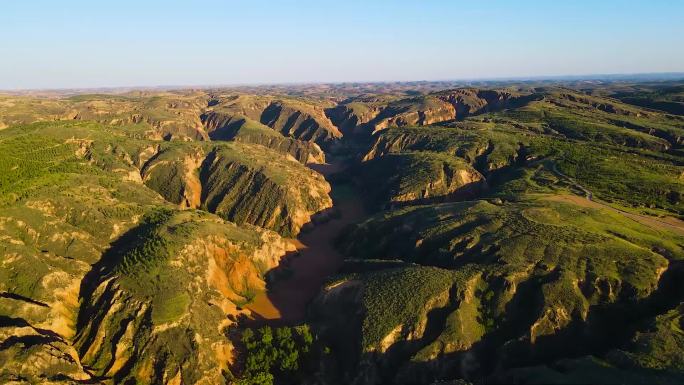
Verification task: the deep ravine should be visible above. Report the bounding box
[245,159,367,324]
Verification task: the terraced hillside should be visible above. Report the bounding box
[2,81,684,385]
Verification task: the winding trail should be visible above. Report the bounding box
[245,160,367,324]
[546,161,684,236]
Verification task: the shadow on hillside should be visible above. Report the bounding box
[75,215,163,334]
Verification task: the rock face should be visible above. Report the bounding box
[75,210,294,385]
[433,88,540,118]
[325,97,395,136]
[370,96,456,131]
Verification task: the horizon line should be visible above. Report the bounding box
[2,71,684,93]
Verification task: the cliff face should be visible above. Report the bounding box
[74,210,294,385]
[434,88,540,117]
[261,100,342,145]
[370,96,455,132]
[232,132,325,164]
[325,99,389,136]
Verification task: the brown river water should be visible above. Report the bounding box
[245,161,366,324]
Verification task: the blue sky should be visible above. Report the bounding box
[1,0,683,89]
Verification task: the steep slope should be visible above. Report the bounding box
[362,125,524,175]
[363,122,684,215]
[141,144,205,209]
[4,120,334,238]
[496,302,684,384]
[21,96,336,237]
[4,83,684,385]
[0,123,170,383]
[325,96,395,136]
[367,95,455,131]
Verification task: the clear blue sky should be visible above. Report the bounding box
[1,0,683,89]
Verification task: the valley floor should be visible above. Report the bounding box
[246,160,368,324]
